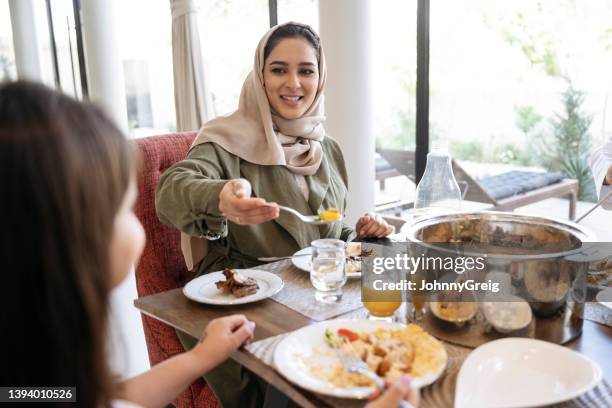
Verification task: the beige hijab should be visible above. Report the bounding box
[181,22,327,271]
[190,22,327,176]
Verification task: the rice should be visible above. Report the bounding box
[304,324,445,388]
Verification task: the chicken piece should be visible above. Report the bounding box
[215,269,259,298]
[374,338,404,357]
[350,340,371,361]
[382,343,414,372]
[366,353,383,373]
[385,366,408,380]
[373,344,387,358]
[232,284,259,297]
[377,359,392,376]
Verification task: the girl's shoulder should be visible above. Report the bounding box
[111,400,144,408]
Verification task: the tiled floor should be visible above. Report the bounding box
[107,196,612,380]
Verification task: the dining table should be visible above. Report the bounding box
[134,240,612,408]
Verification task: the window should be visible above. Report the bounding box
[371,0,418,206]
[199,0,269,116]
[371,0,418,151]
[430,0,612,200]
[116,0,176,137]
[0,0,16,81]
[277,0,318,30]
[44,0,83,97]
[124,60,154,129]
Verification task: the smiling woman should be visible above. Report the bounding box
[155,21,394,408]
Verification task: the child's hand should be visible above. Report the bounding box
[365,375,420,408]
[193,315,255,368]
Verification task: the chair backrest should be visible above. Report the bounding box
[450,157,497,204]
[376,148,417,182]
[133,132,220,408]
[376,148,497,205]
[134,132,197,296]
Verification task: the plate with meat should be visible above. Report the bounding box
[183,268,283,305]
[273,319,447,399]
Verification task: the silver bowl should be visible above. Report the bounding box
[404,211,596,345]
[404,211,595,255]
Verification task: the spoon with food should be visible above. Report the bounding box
[276,206,343,225]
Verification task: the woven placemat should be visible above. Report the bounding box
[246,328,612,408]
[255,260,363,321]
[584,302,612,327]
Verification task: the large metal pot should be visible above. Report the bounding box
[403,211,596,346]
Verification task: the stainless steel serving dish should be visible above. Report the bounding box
[403,211,596,346]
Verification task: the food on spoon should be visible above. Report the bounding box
[316,208,341,222]
[215,268,259,297]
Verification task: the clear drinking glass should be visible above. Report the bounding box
[310,239,347,303]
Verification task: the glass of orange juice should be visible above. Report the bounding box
[362,261,402,322]
[363,287,402,321]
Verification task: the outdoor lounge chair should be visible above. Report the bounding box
[377,148,579,220]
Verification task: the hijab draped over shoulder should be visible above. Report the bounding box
[190,22,326,176]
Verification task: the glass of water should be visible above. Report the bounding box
[310,239,346,303]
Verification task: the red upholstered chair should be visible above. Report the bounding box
[133,132,220,408]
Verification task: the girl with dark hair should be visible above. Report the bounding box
[0,81,255,408]
[156,22,402,407]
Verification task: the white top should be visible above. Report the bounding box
[589,137,612,209]
[111,400,143,408]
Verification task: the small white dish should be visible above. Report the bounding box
[455,338,602,408]
[292,245,362,279]
[596,287,612,310]
[482,296,532,333]
[273,319,447,399]
[182,269,283,305]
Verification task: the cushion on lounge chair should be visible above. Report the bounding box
[375,153,394,173]
[478,171,565,200]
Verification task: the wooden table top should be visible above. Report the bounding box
[134,287,612,408]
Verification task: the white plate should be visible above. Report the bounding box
[596,287,612,310]
[182,269,283,305]
[455,338,602,408]
[273,319,447,399]
[292,245,362,279]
